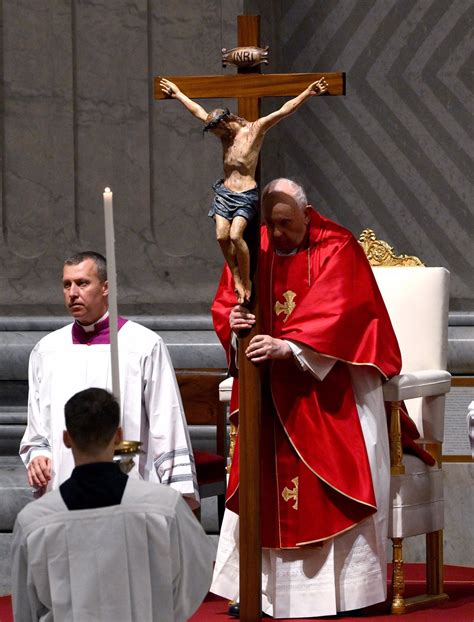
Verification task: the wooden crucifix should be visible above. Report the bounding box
[154,15,345,622]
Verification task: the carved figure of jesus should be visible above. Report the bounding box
[160,76,328,304]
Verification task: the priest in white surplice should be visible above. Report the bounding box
[12,388,213,622]
[19,251,198,507]
[210,179,402,618]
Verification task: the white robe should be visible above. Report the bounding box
[211,345,390,618]
[11,478,214,622]
[20,320,199,505]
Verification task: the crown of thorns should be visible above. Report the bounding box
[203,108,231,132]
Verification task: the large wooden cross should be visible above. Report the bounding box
[155,15,345,622]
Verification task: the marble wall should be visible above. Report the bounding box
[0,0,243,315]
[247,0,473,311]
[0,0,472,314]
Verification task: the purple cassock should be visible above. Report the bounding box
[71,316,128,345]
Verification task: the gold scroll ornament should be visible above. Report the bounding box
[358,229,424,267]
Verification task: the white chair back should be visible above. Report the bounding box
[372,267,450,372]
[373,266,450,442]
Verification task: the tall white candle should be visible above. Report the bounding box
[103,187,121,404]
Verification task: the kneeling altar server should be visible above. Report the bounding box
[13,388,213,622]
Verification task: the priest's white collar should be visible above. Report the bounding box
[77,310,109,333]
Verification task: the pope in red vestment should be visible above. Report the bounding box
[212,180,402,550]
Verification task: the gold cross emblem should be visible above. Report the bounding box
[281,476,299,510]
[274,290,296,322]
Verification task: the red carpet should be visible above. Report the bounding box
[2,565,473,621]
[188,565,474,621]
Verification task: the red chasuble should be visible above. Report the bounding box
[212,210,401,549]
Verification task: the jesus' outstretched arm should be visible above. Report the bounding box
[256,77,328,133]
[159,77,208,122]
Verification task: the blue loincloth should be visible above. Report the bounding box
[208,180,259,222]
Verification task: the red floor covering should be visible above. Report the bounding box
[1,565,473,621]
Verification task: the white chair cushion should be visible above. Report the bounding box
[389,455,444,538]
[219,376,233,402]
[383,370,451,401]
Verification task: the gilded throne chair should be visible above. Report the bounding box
[359,229,450,614]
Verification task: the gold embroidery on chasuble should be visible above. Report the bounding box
[281,476,299,510]
[274,290,296,322]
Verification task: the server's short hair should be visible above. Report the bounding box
[64,388,119,452]
[64,251,107,282]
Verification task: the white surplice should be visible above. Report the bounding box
[12,478,214,622]
[211,345,390,618]
[20,320,199,505]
